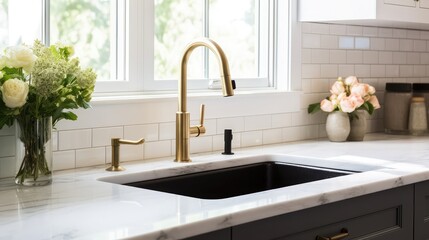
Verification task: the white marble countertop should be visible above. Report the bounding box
[1,133,429,240]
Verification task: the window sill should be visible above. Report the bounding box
[91,88,301,106]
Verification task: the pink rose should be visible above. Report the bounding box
[320,99,335,112]
[369,95,381,109]
[350,83,367,97]
[339,97,356,113]
[344,76,358,86]
[330,81,345,95]
[348,93,365,108]
[368,85,376,95]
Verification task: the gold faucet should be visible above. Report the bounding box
[107,138,145,171]
[175,38,235,163]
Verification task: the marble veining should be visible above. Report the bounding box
[2,134,429,239]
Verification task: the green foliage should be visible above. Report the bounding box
[307,102,321,114]
[0,41,96,130]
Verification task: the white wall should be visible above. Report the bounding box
[1,22,429,177]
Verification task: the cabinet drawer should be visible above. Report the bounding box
[183,228,231,240]
[415,180,429,240]
[233,185,413,240]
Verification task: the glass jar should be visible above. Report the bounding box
[409,97,428,135]
[384,83,412,134]
[412,83,429,127]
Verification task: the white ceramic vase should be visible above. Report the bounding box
[326,111,350,142]
[347,110,367,141]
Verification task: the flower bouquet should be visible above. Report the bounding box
[0,40,96,185]
[308,76,380,141]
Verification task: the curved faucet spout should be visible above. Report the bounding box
[179,38,234,112]
[176,38,235,162]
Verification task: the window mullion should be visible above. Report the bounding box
[203,0,210,79]
[42,0,50,46]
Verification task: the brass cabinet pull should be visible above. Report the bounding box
[316,228,349,240]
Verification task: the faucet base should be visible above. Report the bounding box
[176,112,191,162]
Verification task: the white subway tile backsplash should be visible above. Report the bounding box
[407,30,421,39]
[213,133,241,152]
[355,65,371,77]
[355,37,370,49]
[400,39,414,51]
[311,78,330,93]
[144,140,172,159]
[76,147,105,168]
[330,50,347,63]
[407,52,420,64]
[302,49,312,63]
[347,26,363,36]
[190,136,213,154]
[386,65,400,77]
[414,40,427,52]
[302,64,321,78]
[371,38,385,50]
[271,114,292,128]
[385,39,400,51]
[421,53,429,64]
[53,150,75,171]
[393,52,407,64]
[393,29,407,39]
[311,49,330,63]
[339,36,354,49]
[303,33,321,49]
[244,115,271,131]
[370,65,386,77]
[124,124,158,142]
[330,24,347,35]
[320,64,338,78]
[378,28,393,38]
[363,51,378,64]
[120,145,144,162]
[263,129,283,145]
[309,23,330,34]
[347,50,363,64]
[159,122,175,140]
[321,35,338,49]
[379,52,393,64]
[363,27,378,37]
[338,65,355,77]
[400,65,414,77]
[241,131,263,147]
[59,129,91,150]
[92,127,123,147]
[217,117,244,134]
[414,66,427,77]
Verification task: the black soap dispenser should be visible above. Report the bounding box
[222,129,234,155]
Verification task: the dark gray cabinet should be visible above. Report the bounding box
[415,180,429,240]
[187,182,429,240]
[184,228,231,240]
[232,185,413,240]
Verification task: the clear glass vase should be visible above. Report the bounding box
[15,116,53,186]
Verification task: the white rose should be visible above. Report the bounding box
[1,78,29,108]
[5,45,37,72]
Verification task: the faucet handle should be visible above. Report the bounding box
[199,104,205,127]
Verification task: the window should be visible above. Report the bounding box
[0,0,122,87]
[147,0,275,91]
[0,0,287,94]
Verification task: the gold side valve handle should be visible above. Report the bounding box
[190,104,206,137]
[107,138,145,171]
[316,228,349,240]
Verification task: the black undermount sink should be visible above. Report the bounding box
[124,162,356,200]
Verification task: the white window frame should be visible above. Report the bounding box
[31,0,295,95]
[141,0,276,92]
